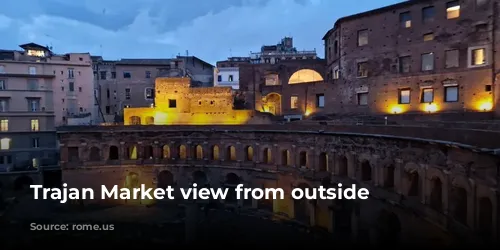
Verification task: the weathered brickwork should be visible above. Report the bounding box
[56,125,499,246]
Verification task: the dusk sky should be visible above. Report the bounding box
[0,0,402,64]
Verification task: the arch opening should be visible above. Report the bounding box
[262,148,271,164]
[192,171,207,186]
[145,116,154,125]
[376,210,401,246]
[225,173,241,203]
[14,176,33,191]
[294,183,311,224]
[178,145,187,160]
[450,186,467,224]
[338,155,348,176]
[127,145,138,160]
[299,151,307,168]
[227,146,236,161]
[211,145,220,160]
[162,145,170,159]
[281,149,290,166]
[89,147,101,161]
[288,69,324,84]
[195,145,203,160]
[318,152,328,172]
[144,145,154,159]
[125,172,141,203]
[407,171,420,196]
[245,146,254,161]
[430,177,443,211]
[157,170,174,189]
[384,164,395,188]
[263,93,282,116]
[361,161,372,181]
[129,116,141,125]
[478,197,493,239]
[108,146,119,160]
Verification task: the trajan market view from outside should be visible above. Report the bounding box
[0,0,500,248]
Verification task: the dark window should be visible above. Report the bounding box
[111,72,116,79]
[145,71,151,78]
[217,75,222,82]
[422,6,435,23]
[168,99,177,108]
[123,72,131,78]
[100,71,106,80]
[485,85,492,92]
[400,12,411,28]
[105,106,110,114]
[399,56,411,73]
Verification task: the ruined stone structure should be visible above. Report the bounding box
[56,125,499,247]
[123,77,271,125]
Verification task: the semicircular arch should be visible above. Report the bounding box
[288,69,323,84]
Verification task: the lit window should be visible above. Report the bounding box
[228,75,234,82]
[31,119,39,131]
[399,89,411,104]
[28,66,37,75]
[471,48,486,66]
[357,93,368,105]
[291,96,298,109]
[0,138,11,150]
[316,94,325,108]
[445,86,459,102]
[27,50,45,57]
[357,29,368,46]
[400,12,411,28]
[446,1,460,19]
[145,87,154,100]
[0,119,8,131]
[421,88,434,103]
[423,33,434,41]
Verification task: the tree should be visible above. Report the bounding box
[233,92,246,110]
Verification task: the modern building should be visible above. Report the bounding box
[214,57,251,89]
[322,0,500,116]
[93,56,215,123]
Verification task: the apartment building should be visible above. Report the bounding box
[322,0,500,116]
[215,57,251,89]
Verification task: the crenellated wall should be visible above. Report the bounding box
[56,125,499,247]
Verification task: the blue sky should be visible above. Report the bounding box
[0,0,402,64]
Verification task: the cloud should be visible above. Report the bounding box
[0,0,402,64]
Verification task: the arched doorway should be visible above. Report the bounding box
[125,172,141,204]
[338,155,348,176]
[318,152,328,172]
[478,197,493,240]
[376,210,401,246]
[225,173,240,203]
[162,145,170,159]
[430,177,443,211]
[299,151,307,168]
[211,145,220,160]
[407,171,420,197]
[144,145,154,159]
[108,146,119,160]
[245,146,254,161]
[178,145,187,160]
[361,161,372,181]
[157,170,174,189]
[263,93,282,115]
[192,171,207,186]
[226,146,236,161]
[281,150,290,166]
[262,148,271,164]
[195,145,203,160]
[145,116,154,125]
[14,176,33,191]
[294,183,311,224]
[384,164,395,188]
[450,186,467,224]
[129,116,141,125]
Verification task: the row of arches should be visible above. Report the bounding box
[128,116,155,126]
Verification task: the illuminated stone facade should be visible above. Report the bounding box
[56,125,499,247]
[123,77,271,125]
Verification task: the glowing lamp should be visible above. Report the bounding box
[391,106,402,114]
[479,102,493,111]
[304,110,312,116]
[425,103,437,113]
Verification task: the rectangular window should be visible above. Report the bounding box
[68,68,74,79]
[123,72,131,78]
[32,138,39,148]
[69,82,75,92]
[100,71,106,80]
[0,79,5,90]
[0,119,8,131]
[357,62,368,77]
[0,65,4,73]
[168,99,177,108]
[357,93,368,105]
[111,72,116,79]
[399,89,411,104]
[291,96,298,109]
[423,33,434,41]
[316,94,325,108]
[29,66,36,75]
[333,67,340,79]
[125,88,131,100]
[445,50,459,68]
[217,75,222,82]
[105,106,110,114]
[445,86,459,102]
[27,79,39,90]
[31,119,39,131]
[228,75,234,82]
[145,87,154,99]
[471,48,486,66]
[0,99,8,112]
[447,1,460,19]
[145,71,151,78]
[421,88,434,103]
[421,53,434,71]
[400,12,411,28]
[399,56,411,73]
[422,6,435,23]
[0,138,10,150]
[357,29,368,46]
[28,99,40,112]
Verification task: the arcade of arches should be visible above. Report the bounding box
[59,129,499,245]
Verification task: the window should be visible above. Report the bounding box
[217,75,222,82]
[105,106,111,114]
[145,87,154,99]
[423,33,434,41]
[27,79,39,90]
[445,86,458,102]
[79,87,82,92]
[0,99,8,112]
[228,75,234,82]
[0,80,5,90]
[357,29,368,46]
[333,67,340,79]
[422,6,435,23]
[168,99,177,108]
[111,72,116,79]
[316,94,325,108]
[0,119,8,131]
[357,93,368,105]
[400,12,411,28]
[145,71,151,78]
[399,56,411,73]
[123,72,131,78]
[28,99,40,112]
[68,68,74,79]
[100,71,106,80]
[32,138,39,148]
[27,50,45,57]
[125,88,131,100]
[0,155,12,164]
[485,85,492,92]
[357,62,368,77]
[291,96,298,109]
[421,53,434,71]
[31,119,39,131]
[29,66,36,75]
[445,50,459,68]
[0,138,10,150]
[334,40,338,55]
[421,88,434,103]
[69,82,75,92]
[446,1,460,19]
[471,48,486,66]
[0,65,4,73]
[399,89,411,104]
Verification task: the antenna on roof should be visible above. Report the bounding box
[100,44,103,57]
[186,50,189,57]
[229,48,232,57]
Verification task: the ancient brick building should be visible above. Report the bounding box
[56,124,499,246]
[323,0,500,116]
[123,77,271,125]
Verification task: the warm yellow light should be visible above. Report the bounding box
[479,101,493,111]
[447,6,460,11]
[425,103,438,113]
[390,106,402,114]
[304,109,312,116]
